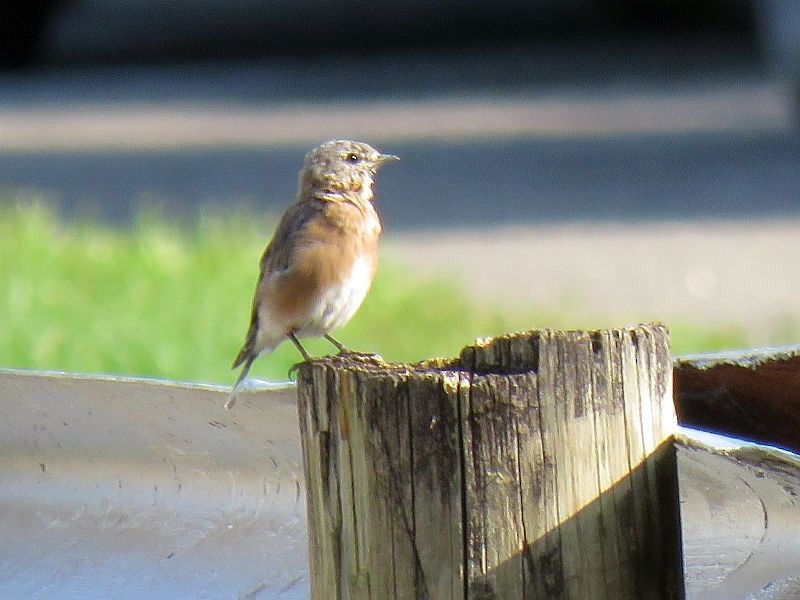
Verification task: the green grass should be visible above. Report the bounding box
[0,201,758,385]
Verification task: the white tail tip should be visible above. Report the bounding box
[224,389,239,410]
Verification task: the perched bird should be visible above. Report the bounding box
[226,140,399,409]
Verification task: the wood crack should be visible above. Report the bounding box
[297,325,682,599]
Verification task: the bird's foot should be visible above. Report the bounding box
[336,351,384,367]
[338,349,375,358]
[287,361,306,379]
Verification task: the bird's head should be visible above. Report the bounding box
[299,139,399,199]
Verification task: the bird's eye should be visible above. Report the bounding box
[345,153,359,163]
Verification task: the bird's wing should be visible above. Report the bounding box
[231,200,323,369]
[260,199,324,275]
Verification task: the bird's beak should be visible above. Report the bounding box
[377,153,400,165]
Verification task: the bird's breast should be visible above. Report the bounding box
[261,197,380,339]
[295,252,376,337]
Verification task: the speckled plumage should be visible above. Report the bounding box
[226,140,398,408]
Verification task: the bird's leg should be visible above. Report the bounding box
[287,333,311,379]
[325,334,377,361]
[288,333,311,360]
[324,333,349,354]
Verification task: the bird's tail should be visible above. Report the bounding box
[225,354,255,410]
[226,334,282,409]
[227,311,261,409]
[231,339,252,371]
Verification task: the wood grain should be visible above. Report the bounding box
[297,325,683,599]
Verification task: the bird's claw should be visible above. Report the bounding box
[341,350,373,358]
[337,351,383,365]
[287,361,304,379]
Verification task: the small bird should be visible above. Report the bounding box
[226,140,399,409]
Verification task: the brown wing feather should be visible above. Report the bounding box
[231,308,260,369]
[231,199,324,369]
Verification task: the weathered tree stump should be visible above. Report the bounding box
[297,325,683,599]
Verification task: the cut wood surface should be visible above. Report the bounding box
[297,325,683,599]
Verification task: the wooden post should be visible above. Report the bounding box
[297,324,684,599]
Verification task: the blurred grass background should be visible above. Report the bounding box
[1,200,751,385]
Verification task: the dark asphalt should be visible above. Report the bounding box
[2,129,799,230]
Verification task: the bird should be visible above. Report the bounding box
[225,140,399,409]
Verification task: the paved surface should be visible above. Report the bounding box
[386,219,800,337]
[0,84,788,152]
